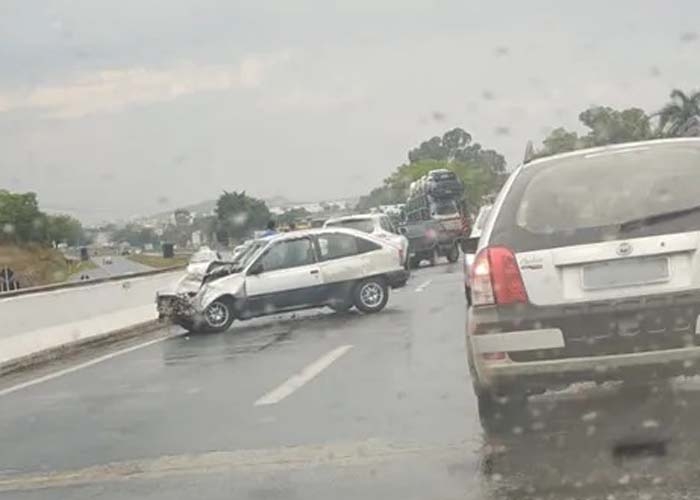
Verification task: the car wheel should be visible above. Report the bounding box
[429,248,439,266]
[353,278,389,313]
[446,244,459,263]
[202,297,235,333]
[408,256,419,269]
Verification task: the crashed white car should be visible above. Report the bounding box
[157,228,409,333]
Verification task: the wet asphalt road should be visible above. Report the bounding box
[69,255,153,282]
[4,262,700,499]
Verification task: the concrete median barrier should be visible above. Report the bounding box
[0,269,183,374]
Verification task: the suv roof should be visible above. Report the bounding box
[524,137,700,169]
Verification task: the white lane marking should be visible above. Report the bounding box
[414,279,432,292]
[254,345,353,406]
[0,336,170,398]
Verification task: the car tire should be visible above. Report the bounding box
[446,244,459,263]
[353,277,389,313]
[429,248,439,266]
[201,297,235,333]
[408,256,419,269]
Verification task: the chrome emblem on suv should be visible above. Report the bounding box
[616,242,633,256]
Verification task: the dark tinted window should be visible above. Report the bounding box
[259,239,315,271]
[490,143,700,252]
[317,233,380,260]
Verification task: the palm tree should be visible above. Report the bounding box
[656,89,700,137]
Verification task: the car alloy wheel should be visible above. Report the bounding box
[204,301,230,329]
[360,282,384,308]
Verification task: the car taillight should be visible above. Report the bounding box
[470,246,528,306]
[398,248,404,264]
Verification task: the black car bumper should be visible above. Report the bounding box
[386,269,410,289]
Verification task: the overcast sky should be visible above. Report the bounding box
[0,0,698,223]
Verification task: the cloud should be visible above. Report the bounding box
[0,50,293,118]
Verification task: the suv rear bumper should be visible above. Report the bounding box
[472,340,700,392]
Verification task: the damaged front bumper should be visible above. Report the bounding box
[156,292,199,322]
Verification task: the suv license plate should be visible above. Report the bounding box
[582,256,670,290]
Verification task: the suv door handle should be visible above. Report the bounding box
[310,269,319,275]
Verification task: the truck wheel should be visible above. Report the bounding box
[429,248,439,267]
[202,297,235,333]
[447,244,459,263]
[354,278,389,313]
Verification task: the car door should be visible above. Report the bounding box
[244,237,322,313]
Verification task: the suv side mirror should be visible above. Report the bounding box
[461,236,479,254]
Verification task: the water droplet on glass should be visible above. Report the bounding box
[581,411,598,422]
[642,419,659,429]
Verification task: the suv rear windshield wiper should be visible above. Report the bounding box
[619,204,700,232]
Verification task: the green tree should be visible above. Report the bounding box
[537,127,580,157]
[113,224,158,247]
[579,106,651,146]
[657,89,700,137]
[0,190,45,243]
[215,191,271,243]
[46,215,85,246]
[278,207,311,225]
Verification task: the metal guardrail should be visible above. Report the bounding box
[0,265,186,300]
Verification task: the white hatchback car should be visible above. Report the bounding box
[467,138,700,426]
[157,228,409,333]
[324,214,409,267]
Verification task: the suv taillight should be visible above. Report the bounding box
[470,246,528,306]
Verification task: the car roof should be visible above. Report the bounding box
[523,137,700,169]
[265,226,379,242]
[324,214,382,223]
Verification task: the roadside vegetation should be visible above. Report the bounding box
[127,254,188,269]
[0,191,90,287]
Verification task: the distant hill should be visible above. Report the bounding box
[139,195,358,224]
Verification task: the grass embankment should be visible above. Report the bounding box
[127,254,188,269]
[0,244,95,287]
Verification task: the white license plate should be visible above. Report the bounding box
[582,256,670,290]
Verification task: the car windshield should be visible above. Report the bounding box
[326,219,375,233]
[5,2,700,500]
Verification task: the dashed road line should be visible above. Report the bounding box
[0,336,170,398]
[254,344,353,406]
[414,280,432,292]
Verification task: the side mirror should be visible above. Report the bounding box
[461,236,479,254]
[399,226,407,235]
[248,262,263,276]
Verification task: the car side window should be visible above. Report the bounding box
[259,238,315,272]
[316,233,381,261]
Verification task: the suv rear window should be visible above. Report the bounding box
[490,143,700,252]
